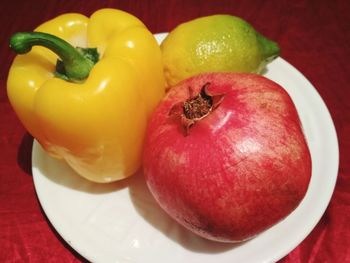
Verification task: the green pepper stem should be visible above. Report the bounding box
[9,32,95,82]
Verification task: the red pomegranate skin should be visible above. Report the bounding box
[143,73,312,242]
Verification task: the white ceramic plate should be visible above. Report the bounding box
[32,33,339,263]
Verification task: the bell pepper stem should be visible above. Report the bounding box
[9,32,96,82]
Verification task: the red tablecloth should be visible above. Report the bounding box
[1,0,349,262]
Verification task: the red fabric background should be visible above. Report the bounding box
[0,0,349,262]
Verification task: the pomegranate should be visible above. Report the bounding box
[143,73,312,242]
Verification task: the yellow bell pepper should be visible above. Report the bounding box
[7,8,165,183]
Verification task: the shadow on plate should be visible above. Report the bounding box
[34,141,246,253]
[36,198,88,262]
[128,172,246,254]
